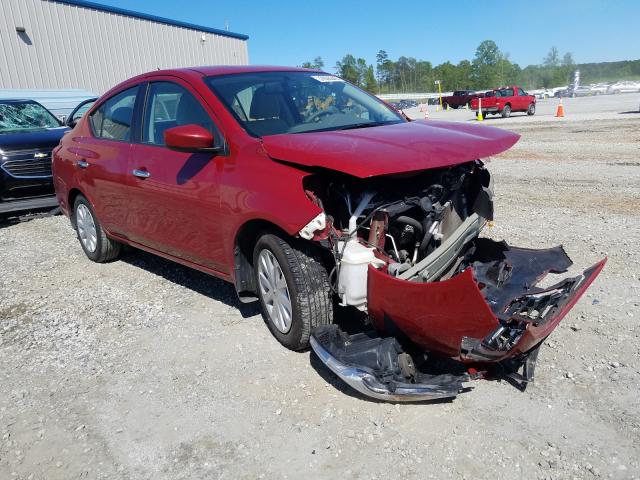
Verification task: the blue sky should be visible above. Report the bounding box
[97,0,639,69]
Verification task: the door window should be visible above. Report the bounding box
[518,88,526,96]
[142,82,219,146]
[89,87,138,141]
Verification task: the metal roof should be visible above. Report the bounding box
[51,0,249,40]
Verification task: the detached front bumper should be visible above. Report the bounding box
[367,239,606,363]
[311,326,473,402]
[312,239,605,402]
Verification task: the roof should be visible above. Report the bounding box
[51,0,249,41]
[122,65,323,83]
[188,65,322,76]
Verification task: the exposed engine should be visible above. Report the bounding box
[302,160,495,310]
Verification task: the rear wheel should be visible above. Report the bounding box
[73,195,120,263]
[527,103,536,115]
[253,233,333,350]
[501,105,512,118]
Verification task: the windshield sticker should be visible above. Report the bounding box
[311,75,344,83]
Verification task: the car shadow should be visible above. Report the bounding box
[0,208,61,229]
[119,247,261,318]
[176,153,215,185]
[618,110,640,114]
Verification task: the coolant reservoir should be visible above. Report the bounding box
[338,239,384,311]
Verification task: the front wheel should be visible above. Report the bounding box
[73,195,120,263]
[253,233,333,350]
[527,103,536,115]
[501,105,512,118]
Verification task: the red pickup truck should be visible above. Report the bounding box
[470,86,536,118]
[441,90,482,109]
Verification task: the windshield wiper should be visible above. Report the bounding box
[337,121,391,131]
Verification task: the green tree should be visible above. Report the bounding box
[562,52,574,67]
[335,54,359,84]
[544,46,560,67]
[376,50,389,84]
[356,58,368,87]
[301,56,324,69]
[363,65,378,93]
[471,40,502,88]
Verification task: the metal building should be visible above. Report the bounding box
[0,0,249,94]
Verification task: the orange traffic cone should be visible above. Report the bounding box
[556,100,565,117]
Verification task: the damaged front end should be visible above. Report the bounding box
[301,161,605,401]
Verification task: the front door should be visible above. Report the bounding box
[126,80,227,272]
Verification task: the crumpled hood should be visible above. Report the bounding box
[261,120,520,178]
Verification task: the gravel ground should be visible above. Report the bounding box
[1,105,639,479]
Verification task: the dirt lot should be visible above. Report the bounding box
[1,101,639,479]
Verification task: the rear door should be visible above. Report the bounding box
[74,85,141,236]
[126,78,228,272]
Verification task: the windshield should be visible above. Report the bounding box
[0,101,61,134]
[206,71,404,137]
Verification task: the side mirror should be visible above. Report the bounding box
[164,124,221,154]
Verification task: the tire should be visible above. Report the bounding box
[501,104,511,118]
[253,233,333,351]
[442,102,448,110]
[527,103,536,116]
[73,195,120,263]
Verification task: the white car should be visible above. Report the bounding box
[589,84,609,95]
[533,89,554,99]
[607,81,640,94]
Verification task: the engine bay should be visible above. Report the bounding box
[302,160,495,310]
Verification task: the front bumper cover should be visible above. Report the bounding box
[311,326,473,402]
[312,239,605,402]
[368,239,606,362]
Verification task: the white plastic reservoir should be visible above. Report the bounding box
[338,239,384,311]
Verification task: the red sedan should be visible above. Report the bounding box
[53,66,604,401]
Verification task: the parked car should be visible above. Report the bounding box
[589,83,610,95]
[441,90,482,109]
[532,89,554,99]
[470,86,536,118]
[397,99,418,109]
[572,86,593,97]
[607,81,640,94]
[53,66,605,401]
[0,99,69,216]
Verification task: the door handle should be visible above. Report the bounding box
[132,169,151,179]
[77,159,89,168]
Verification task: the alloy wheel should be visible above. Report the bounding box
[257,249,293,333]
[76,203,97,253]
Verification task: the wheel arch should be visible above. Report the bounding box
[68,188,85,228]
[233,218,291,303]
